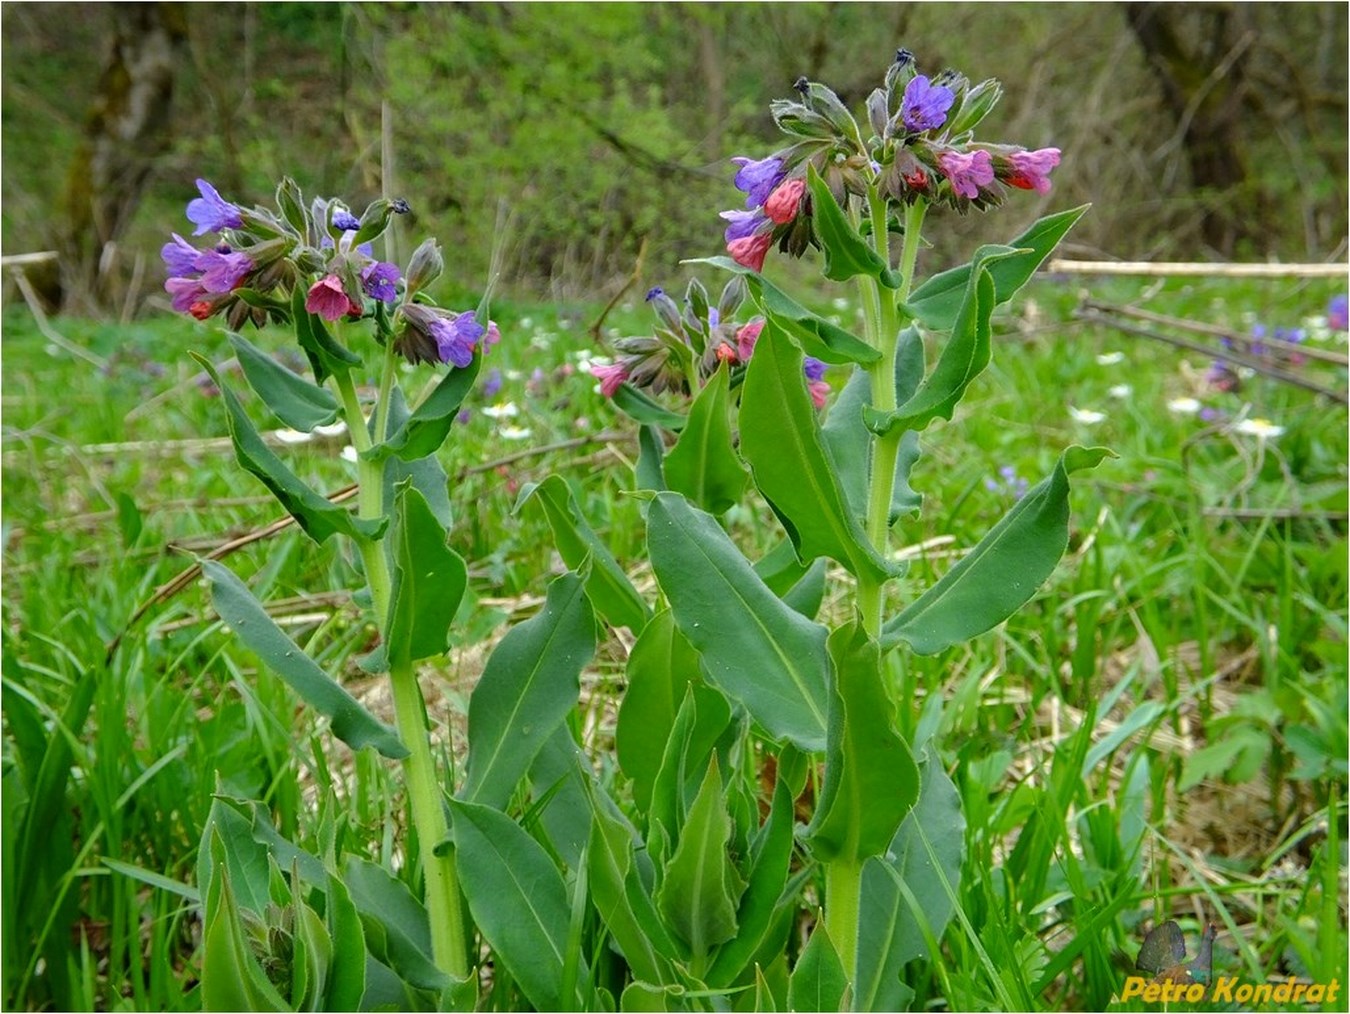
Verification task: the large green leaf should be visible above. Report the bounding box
[740,322,889,582]
[386,483,466,664]
[882,446,1112,654]
[860,753,965,991]
[866,247,1016,438]
[228,331,339,432]
[805,165,897,287]
[612,384,688,432]
[449,799,580,1011]
[196,795,272,917]
[322,873,368,1012]
[290,286,362,384]
[786,923,848,1014]
[202,560,407,758]
[905,205,1090,332]
[647,493,830,752]
[460,572,595,808]
[378,354,481,461]
[806,624,919,864]
[517,475,650,632]
[616,608,703,812]
[688,256,880,366]
[381,386,453,529]
[192,356,386,544]
[705,776,795,987]
[343,856,447,993]
[655,758,745,960]
[527,728,595,871]
[663,364,749,516]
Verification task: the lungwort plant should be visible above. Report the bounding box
[167,47,1104,1014]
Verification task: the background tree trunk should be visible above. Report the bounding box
[59,2,186,312]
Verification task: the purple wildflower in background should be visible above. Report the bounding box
[937,149,995,199]
[730,155,785,209]
[482,366,504,399]
[431,311,485,368]
[457,408,473,425]
[186,179,243,236]
[332,209,361,231]
[1250,323,1268,357]
[1328,294,1348,331]
[803,356,829,408]
[195,248,254,293]
[985,464,1029,500]
[360,261,401,303]
[161,234,201,277]
[900,75,955,132]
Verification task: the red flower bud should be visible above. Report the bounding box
[764,178,805,224]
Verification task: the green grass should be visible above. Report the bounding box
[2,274,1346,1011]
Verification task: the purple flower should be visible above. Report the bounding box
[161,233,201,277]
[482,366,504,398]
[936,149,995,199]
[901,75,955,132]
[456,408,473,425]
[430,311,485,368]
[730,155,785,209]
[720,208,769,244]
[360,261,401,304]
[803,356,827,382]
[1328,294,1348,331]
[165,276,207,313]
[195,248,254,293]
[332,209,361,232]
[1005,148,1061,194]
[185,179,243,236]
[708,307,721,329]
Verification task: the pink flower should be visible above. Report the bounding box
[728,233,772,273]
[808,380,830,410]
[165,275,207,313]
[736,319,764,362]
[305,274,359,322]
[1005,147,1061,194]
[714,343,737,365]
[591,361,629,397]
[937,149,995,199]
[764,178,805,224]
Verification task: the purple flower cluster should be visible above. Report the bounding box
[394,304,497,369]
[1328,294,1348,332]
[161,233,255,319]
[984,464,1029,500]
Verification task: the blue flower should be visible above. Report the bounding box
[430,311,486,368]
[161,233,200,277]
[185,179,243,236]
[332,209,361,232]
[730,155,785,209]
[482,366,504,399]
[360,261,401,304]
[900,76,955,132]
[803,356,827,382]
[719,208,769,244]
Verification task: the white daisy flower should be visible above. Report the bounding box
[313,421,347,438]
[1069,406,1106,424]
[1167,397,1202,415]
[1233,417,1285,439]
[520,316,534,329]
[340,445,359,463]
[498,425,532,441]
[272,428,313,444]
[1096,351,1125,365]
[1108,384,1133,399]
[482,402,519,419]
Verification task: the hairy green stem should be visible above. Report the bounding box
[332,367,469,981]
[825,857,863,978]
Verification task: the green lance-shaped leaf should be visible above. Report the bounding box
[381,386,452,529]
[377,354,481,461]
[865,247,1017,438]
[882,445,1113,654]
[386,483,467,664]
[805,164,898,287]
[655,757,746,959]
[687,256,880,366]
[616,608,703,812]
[587,785,679,983]
[806,624,919,864]
[855,752,965,1012]
[611,384,688,432]
[192,355,386,544]
[786,922,849,1014]
[636,424,668,491]
[290,286,362,384]
[202,559,407,759]
[905,204,1090,332]
[449,799,581,1012]
[705,775,796,987]
[647,492,830,752]
[663,364,750,516]
[228,331,339,432]
[517,475,650,632]
[196,794,272,917]
[647,683,733,870]
[201,835,289,1012]
[342,856,448,993]
[740,322,889,582]
[322,872,367,1012]
[460,572,595,809]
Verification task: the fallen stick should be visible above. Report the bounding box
[1050,259,1349,279]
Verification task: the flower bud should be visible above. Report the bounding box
[716,275,747,321]
[946,78,1002,136]
[404,238,444,297]
[770,99,837,141]
[275,176,308,236]
[764,178,806,224]
[353,198,399,245]
[646,287,684,334]
[885,49,918,93]
[866,87,891,139]
[798,80,862,141]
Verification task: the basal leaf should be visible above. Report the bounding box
[460,572,595,809]
[322,873,367,1012]
[740,322,889,582]
[387,483,466,663]
[449,799,580,1011]
[647,493,830,752]
[905,205,1090,332]
[343,856,448,993]
[647,684,733,865]
[663,364,749,516]
[806,164,897,287]
[517,475,650,632]
[202,560,407,758]
[806,624,919,864]
[882,445,1112,654]
[229,331,339,432]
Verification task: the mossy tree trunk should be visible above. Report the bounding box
[60,2,186,312]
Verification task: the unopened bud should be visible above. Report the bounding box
[275,177,308,235]
[404,238,444,296]
[353,199,394,245]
